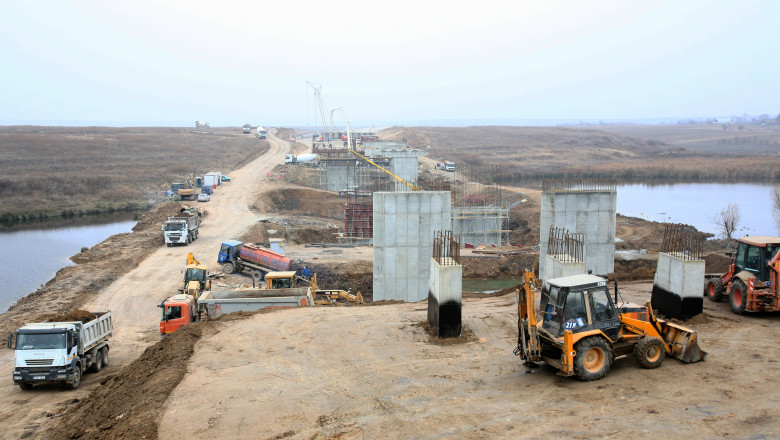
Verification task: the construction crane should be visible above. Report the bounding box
[306,81,332,137]
[331,106,422,192]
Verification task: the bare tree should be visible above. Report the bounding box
[711,203,741,239]
[772,186,780,235]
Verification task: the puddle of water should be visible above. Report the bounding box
[462,278,522,293]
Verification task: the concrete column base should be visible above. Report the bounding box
[652,252,705,319]
[428,257,462,338]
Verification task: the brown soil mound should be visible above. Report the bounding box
[44,310,96,323]
[132,202,196,232]
[462,254,538,278]
[611,258,657,281]
[240,220,339,246]
[256,188,345,220]
[309,261,373,300]
[705,252,732,273]
[44,321,211,440]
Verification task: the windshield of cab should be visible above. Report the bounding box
[540,285,561,334]
[17,332,66,350]
[165,223,184,231]
[185,268,205,282]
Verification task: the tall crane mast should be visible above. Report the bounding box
[306,81,332,137]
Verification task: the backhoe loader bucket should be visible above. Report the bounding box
[658,321,708,363]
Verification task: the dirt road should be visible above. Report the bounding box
[159,282,780,439]
[0,131,290,439]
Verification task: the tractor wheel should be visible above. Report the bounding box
[634,337,665,369]
[729,279,748,315]
[223,262,235,274]
[707,279,724,302]
[573,336,613,381]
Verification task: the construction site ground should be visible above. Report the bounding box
[0,131,777,439]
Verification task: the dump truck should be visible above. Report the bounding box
[443,161,456,172]
[706,235,780,314]
[160,285,313,334]
[515,271,706,381]
[8,311,113,390]
[243,123,252,134]
[218,241,292,281]
[163,208,200,246]
[198,287,313,318]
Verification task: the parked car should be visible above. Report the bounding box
[221,175,231,182]
[198,193,210,202]
[201,185,213,195]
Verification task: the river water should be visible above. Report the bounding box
[617,183,777,237]
[0,213,136,313]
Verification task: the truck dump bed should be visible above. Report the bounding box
[198,288,312,318]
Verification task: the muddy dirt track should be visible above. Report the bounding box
[0,131,290,439]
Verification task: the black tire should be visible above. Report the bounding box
[101,347,109,366]
[18,382,33,391]
[729,279,748,315]
[573,336,613,381]
[223,262,235,274]
[634,337,665,369]
[90,351,103,373]
[167,243,172,247]
[707,279,724,302]
[251,270,265,282]
[66,365,81,390]
[186,234,191,245]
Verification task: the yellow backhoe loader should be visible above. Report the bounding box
[514,270,706,381]
[182,252,210,297]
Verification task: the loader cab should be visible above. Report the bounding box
[218,240,243,264]
[184,265,209,296]
[540,274,621,341]
[265,271,297,289]
[734,237,780,284]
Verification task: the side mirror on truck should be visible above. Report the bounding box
[7,332,14,349]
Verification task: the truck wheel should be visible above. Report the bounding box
[167,243,172,247]
[252,270,265,282]
[18,382,33,391]
[66,365,81,390]
[90,351,103,373]
[101,347,109,366]
[186,235,191,245]
[707,279,724,302]
[729,279,748,315]
[573,336,613,381]
[223,262,235,274]
[634,337,665,369]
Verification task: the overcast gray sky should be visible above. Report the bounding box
[1,1,778,126]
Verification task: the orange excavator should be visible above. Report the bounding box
[515,270,706,381]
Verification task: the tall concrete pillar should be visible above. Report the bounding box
[373,191,452,302]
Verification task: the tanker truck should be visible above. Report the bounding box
[217,240,293,281]
[8,311,113,390]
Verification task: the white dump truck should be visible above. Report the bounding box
[8,310,113,390]
[163,208,200,246]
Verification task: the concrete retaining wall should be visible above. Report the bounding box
[428,257,462,338]
[651,252,705,319]
[373,191,452,302]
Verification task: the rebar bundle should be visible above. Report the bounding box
[542,178,617,192]
[660,223,703,260]
[546,227,584,263]
[433,230,461,266]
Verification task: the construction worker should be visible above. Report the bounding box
[303,266,311,279]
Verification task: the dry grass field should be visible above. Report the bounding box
[0,126,268,221]
[380,125,780,182]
